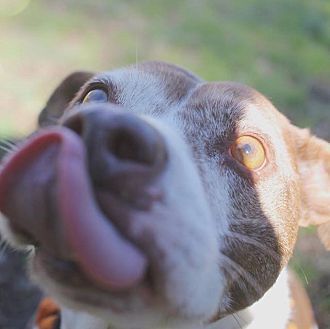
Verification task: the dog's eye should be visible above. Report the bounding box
[82,88,108,103]
[230,135,266,170]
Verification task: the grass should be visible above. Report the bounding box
[0,0,329,137]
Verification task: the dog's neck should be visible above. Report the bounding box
[60,271,291,329]
[210,270,291,329]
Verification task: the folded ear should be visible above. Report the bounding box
[294,127,330,249]
[38,71,94,127]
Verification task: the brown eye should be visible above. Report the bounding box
[82,88,108,103]
[230,135,266,170]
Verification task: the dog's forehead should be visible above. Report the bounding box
[91,62,290,140]
[91,61,201,108]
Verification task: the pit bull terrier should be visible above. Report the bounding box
[0,62,329,329]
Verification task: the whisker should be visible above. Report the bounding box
[1,139,15,145]
[219,253,264,297]
[46,116,60,125]
[294,263,309,285]
[224,231,282,263]
[1,140,16,147]
[41,115,59,125]
[0,140,18,153]
[135,35,139,70]
[0,239,9,256]
[232,313,243,329]
[220,266,253,311]
[0,145,12,153]
[221,261,255,307]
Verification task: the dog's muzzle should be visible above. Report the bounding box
[0,104,167,291]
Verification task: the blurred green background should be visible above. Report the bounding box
[0,0,329,327]
[1,0,330,137]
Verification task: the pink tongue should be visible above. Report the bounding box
[0,128,147,290]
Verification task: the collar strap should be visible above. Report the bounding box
[35,298,61,329]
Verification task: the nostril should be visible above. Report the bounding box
[108,129,153,165]
[62,108,167,178]
[64,115,84,137]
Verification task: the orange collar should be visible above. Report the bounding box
[35,298,61,329]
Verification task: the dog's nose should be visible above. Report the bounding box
[63,105,167,201]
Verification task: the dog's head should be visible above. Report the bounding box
[0,62,329,328]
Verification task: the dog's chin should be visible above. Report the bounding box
[29,249,214,329]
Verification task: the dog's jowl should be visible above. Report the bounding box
[0,62,329,329]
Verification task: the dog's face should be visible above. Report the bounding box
[0,62,329,328]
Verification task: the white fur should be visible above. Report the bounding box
[96,68,172,117]
[208,270,291,329]
[141,118,224,318]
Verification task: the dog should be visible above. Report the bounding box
[0,61,329,329]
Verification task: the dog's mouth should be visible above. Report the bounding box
[0,127,154,293]
[0,120,223,324]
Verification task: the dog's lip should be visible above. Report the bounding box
[34,247,146,289]
[0,127,148,291]
[34,247,157,310]
[35,248,89,286]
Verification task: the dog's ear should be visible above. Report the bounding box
[293,127,330,249]
[38,71,94,127]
